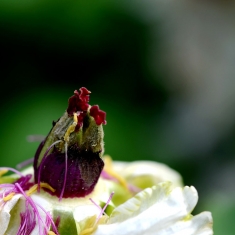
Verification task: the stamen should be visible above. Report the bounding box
[96,191,114,223]
[63,113,78,142]
[3,192,15,201]
[103,157,128,190]
[0,169,8,177]
[40,183,56,193]
[84,192,114,235]
[90,191,115,224]
[48,232,57,235]
[89,198,102,211]
[27,183,55,196]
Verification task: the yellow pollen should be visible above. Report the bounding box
[63,113,78,143]
[3,192,15,201]
[27,183,55,196]
[48,231,56,235]
[103,155,128,190]
[0,169,8,177]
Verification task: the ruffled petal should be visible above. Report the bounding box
[92,183,213,235]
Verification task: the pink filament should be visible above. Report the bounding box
[15,183,44,235]
[0,167,24,177]
[15,183,59,235]
[59,142,68,201]
[17,201,36,235]
[16,158,34,170]
[90,191,115,223]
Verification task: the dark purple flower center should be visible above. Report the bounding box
[34,144,104,198]
[33,87,106,199]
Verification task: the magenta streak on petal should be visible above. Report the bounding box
[54,216,61,233]
[17,201,36,235]
[37,140,62,193]
[15,174,33,191]
[35,202,59,235]
[15,183,47,235]
[16,158,34,170]
[0,175,32,199]
[59,141,68,201]
[0,167,24,177]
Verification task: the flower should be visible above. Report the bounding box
[0,88,213,234]
[34,87,106,199]
[0,160,213,235]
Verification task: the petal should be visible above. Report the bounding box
[92,183,212,235]
[159,212,213,235]
[73,205,101,234]
[29,176,110,235]
[0,194,22,235]
[112,160,183,189]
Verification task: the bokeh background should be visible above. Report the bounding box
[1,0,235,234]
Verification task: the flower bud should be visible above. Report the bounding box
[33,87,106,199]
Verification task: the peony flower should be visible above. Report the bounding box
[0,88,213,235]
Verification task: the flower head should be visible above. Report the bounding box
[0,87,213,235]
[33,88,106,199]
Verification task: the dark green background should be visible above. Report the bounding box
[0,1,234,234]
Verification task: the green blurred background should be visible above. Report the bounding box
[0,0,235,234]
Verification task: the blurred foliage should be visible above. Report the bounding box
[0,0,167,167]
[0,0,234,234]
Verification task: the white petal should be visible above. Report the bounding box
[92,183,212,235]
[156,212,213,235]
[112,160,183,188]
[73,204,100,222]
[73,204,101,234]
[0,194,22,235]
